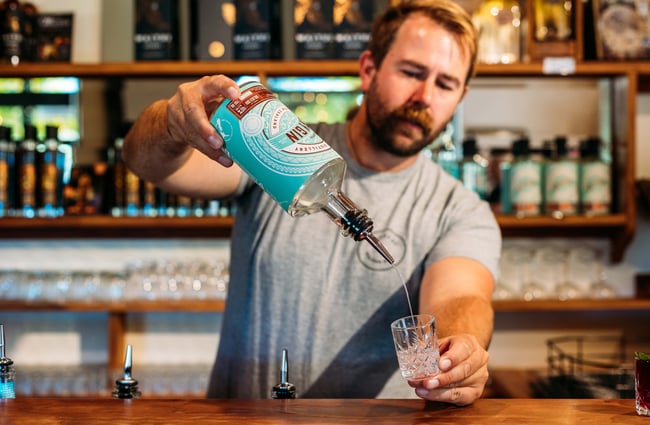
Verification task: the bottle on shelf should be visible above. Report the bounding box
[55,132,75,217]
[210,81,394,264]
[15,124,37,218]
[0,126,13,217]
[539,140,552,213]
[0,0,25,65]
[544,135,578,218]
[579,136,611,216]
[108,123,131,217]
[460,137,490,200]
[124,166,141,218]
[472,0,522,64]
[141,180,157,217]
[36,125,61,218]
[20,1,37,61]
[533,0,573,42]
[509,137,542,217]
[0,324,15,399]
[434,137,460,180]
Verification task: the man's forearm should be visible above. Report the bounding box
[433,295,494,349]
[123,99,192,185]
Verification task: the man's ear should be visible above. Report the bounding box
[358,50,376,91]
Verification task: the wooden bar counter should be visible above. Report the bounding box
[0,398,645,424]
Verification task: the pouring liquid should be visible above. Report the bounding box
[391,264,414,319]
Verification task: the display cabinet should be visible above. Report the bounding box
[0,57,643,396]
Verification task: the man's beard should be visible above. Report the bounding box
[365,81,437,157]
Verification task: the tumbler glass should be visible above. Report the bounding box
[391,314,440,381]
[636,351,650,416]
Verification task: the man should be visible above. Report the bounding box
[123,0,501,405]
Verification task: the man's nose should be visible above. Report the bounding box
[408,81,434,107]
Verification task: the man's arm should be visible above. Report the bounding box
[122,75,243,199]
[420,257,494,347]
[409,256,495,405]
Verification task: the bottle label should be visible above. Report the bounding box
[0,158,7,206]
[462,163,489,200]
[41,162,57,207]
[581,162,610,215]
[545,161,578,214]
[125,169,140,215]
[21,163,35,208]
[511,161,541,216]
[0,380,15,399]
[211,81,341,211]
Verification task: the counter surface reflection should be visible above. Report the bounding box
[0,398,644,424]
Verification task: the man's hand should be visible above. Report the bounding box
[407,333,489,406]
[166,74,240,166]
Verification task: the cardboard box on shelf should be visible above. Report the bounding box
[234,0,281,59]
[294,0,335,59]
[35,13,73,62]
[133,0,179,61]
[192,0,235,61]
[334,0,374,59]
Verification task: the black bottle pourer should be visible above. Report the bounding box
[272,348,296,399]
[112,344,141,399]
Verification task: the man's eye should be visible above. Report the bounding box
[402,69,423,79]
[437,80,455,91]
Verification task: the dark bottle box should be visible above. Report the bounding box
[294,0,335,60]
[134,0,180,61]
[191,0,235,60]
[35,13,73,62]
[234,0,281,60]
[334,0,374,59]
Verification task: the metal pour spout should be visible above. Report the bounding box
[113,344,140,399]
[272,348,296,399]
[364,233,394,265]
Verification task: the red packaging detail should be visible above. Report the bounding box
[226,84,275,119]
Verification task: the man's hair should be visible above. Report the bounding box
[367,0,478,85]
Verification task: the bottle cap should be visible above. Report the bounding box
[24,124,37,141]
[0,126,10,141]
[46,125,58,140]
[462,137,478,157]
[554,136,568,157]
[512,138,530,157]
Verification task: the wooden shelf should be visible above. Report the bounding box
[0,215,234,239]
[0,60,642,79]
[492,297,650,312]
[0,299,226,312]
[0,213,626,235]
[495,213,627,228]
[2,297,648,314]
[0,212,631,259]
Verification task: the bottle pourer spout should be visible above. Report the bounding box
[365,233,394,264]
[0,324,5,359]
[113,344,140,399]
[122,344,133,381]
[272,348,296,399]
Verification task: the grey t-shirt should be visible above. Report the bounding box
[207,122,501,399]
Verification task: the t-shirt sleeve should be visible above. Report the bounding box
[425,187,502,281]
